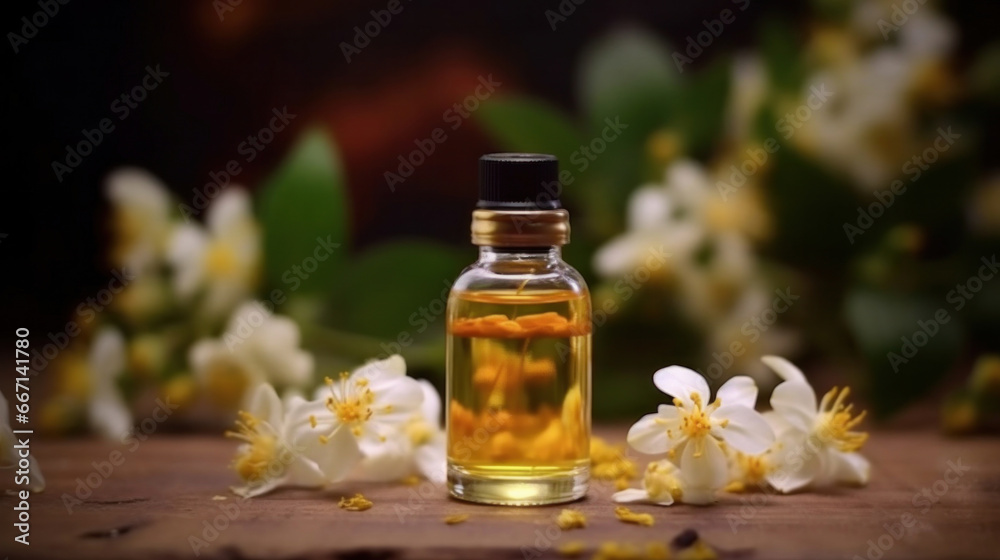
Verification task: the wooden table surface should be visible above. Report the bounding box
[1,427,998,560]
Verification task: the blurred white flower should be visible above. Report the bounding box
[800,4,957,191]
[354,379,446,484]
[87,327,133,441]
[288,355,424,484]
[626,366,774,504]
[726,54,769,145]
[226,383,326,497]
[758,356,870,493]
[168,189,261,319]
[106,168,172,275]
[1,390,45,492]
[190,302,313,409]
[594,160,771,328]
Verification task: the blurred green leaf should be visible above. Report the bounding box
[767,143,859,268]
[578,26,677,132]
[329,241,467,339]
[258,129,347,295]
[758,18,804,93]
[845,288,962,418]
[675,56,731,156]
[475,97,583,170]
[576,28,678,223]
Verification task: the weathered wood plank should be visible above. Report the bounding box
[0,429,997,559]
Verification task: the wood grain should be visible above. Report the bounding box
[0,428,998,560]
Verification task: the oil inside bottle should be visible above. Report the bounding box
[446,288,591,505]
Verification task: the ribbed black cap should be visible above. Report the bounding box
[477,153,561,210]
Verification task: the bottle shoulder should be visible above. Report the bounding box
[451,257,589,296]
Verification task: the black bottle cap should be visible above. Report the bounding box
[477,153,561,210]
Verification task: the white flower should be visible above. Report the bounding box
[593,160,770,328]
[288,355,424,483]
[87,327,133,441]
[190,302,314,409]
[626,366,774,504]
[353,379,446,484]
[1,390,45,492]
[226,383,327,497]
[105,168,172,275]
[168,189,260,319]
[759,356,870,493]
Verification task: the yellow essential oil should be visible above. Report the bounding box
[446,154,592,505]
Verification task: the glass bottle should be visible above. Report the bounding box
[446,154,592,505]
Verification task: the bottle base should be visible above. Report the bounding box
[447,464,589,506]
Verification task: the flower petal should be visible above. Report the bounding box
[761,355,807,384]
[90,327,126,380]
[827,450,870,486]
[417,379,442,428]
[356,436,415,482]
[653,366,709,407]
[627,187,673,230]
[711,405,774,455]
[207,188,253,234]
[716,375,758,409]
[612,488,650,504]
[627,411,678,455]
[248,383,284,428]
[766,432,822,493]
[232,474,284,498]
[679,437,727,495]
[355,355,406,381]
[769,380,817,433]
[415,436,447,484]
[88,389,133,441]
[299,423,362,483]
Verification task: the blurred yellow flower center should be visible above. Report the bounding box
[226,411,280,482]
[816,386,868,452]
[405,418,434,446]
[204,240,238,278]
[204,359,249,409]
[322,373,375,439]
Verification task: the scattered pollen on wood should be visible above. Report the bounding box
[338,493,373,511]
[613,506,654,527]
[211,495,228,501]
[557,541,586,557]
[443,514,470,525]
[556,508,587,530]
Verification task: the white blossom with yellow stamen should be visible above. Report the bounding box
[190,302,313,409]
[167,189,260,319]
[755,355,870,493]
[626,366,774,504]
[288,355,424,483]
[105,168,172,275]
[226,383,327,497]
[351,379,446,484]
[1,390,45,492]
[612,459,720,506]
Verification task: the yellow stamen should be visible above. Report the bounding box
[224,410,280,482]
[816,386,869,452]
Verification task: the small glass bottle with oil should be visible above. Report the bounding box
[446,153,591,505]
